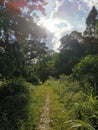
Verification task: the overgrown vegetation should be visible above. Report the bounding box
[0,1,98,129]
[47,76,98,130]
[0,79,47,130]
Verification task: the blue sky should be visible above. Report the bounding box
[38,0,98,51]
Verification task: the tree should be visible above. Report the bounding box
[0,79,32,130]
[0,42,26,78]
[84,6,98,38]
[56,34,85,75]
[37,55,57,82]
[82,36,98,55]
[0,6,46,43]
[72,55,98,95]
[0,1,48,79]
[0,0,47,53]
[22,40,48,65]
[86,6,97,27]
[70,31,83,42]
[0,0,48,15]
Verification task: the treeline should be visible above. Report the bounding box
[0,2,48,129]
[36,6,98,95]
[44,6,98,130]
[0,5,98,85]
[0,1,47,129]
[0,3,98,130]
[35,6,98,130]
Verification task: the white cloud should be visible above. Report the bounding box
[45,0,73,51]
[42,0,98,51]
[39,16,73,51]
[83,0,98,8]
[38,0,73,51]
[38,0,77,51]
[50,18,73,51]
[50,0,64,18]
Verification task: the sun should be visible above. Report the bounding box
[43,19,57,32]
[39,17,58,33]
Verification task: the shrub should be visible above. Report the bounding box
[0,79,31,130]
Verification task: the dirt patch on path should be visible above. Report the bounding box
[38,90,50,130]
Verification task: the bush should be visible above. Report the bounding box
[0,79,31,130]
[47,77,98,130]
[72,55,98,95]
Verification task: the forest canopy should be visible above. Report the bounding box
[0,2,98,130]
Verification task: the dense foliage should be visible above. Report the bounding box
[47,77,98,130]
[0,79,47,130]
[0,3,98,130]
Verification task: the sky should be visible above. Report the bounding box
[38,0,98,51]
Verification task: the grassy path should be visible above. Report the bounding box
[38,89,51,130]
[37,84,69,130]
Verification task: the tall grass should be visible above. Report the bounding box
[46,76,98,130]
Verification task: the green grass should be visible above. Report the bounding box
[0,79,47,130]
[0,77,98,130]
[46,77,98,130]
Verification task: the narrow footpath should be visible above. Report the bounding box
[38,90,50,130]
